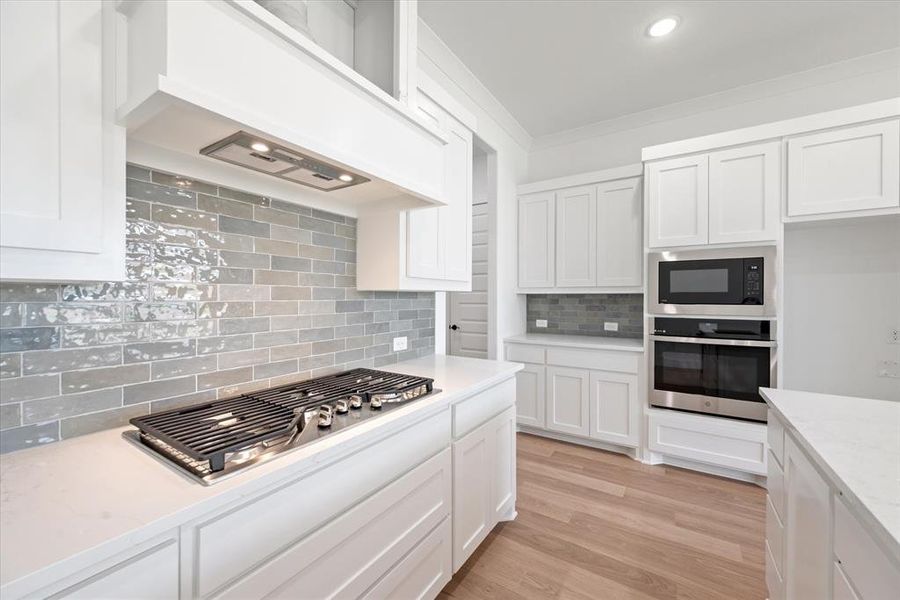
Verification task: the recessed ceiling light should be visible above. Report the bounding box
[648,16,679,38]
[338,174,354,182]
[250,141,270,153]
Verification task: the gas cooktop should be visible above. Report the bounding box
[123,368,437,484]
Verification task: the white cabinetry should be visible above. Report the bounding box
[505,339,642,450]
[787,120,900,217]
[357,82,474,291]
[517,166,643,292]
[709,141,781,243]
[555,186,598,287]
[0,0,125,281]
[783,435,832,600]
[452,405,516,571]
[646,154,709,248]
[517,192,556,288]
[646,141,779,248]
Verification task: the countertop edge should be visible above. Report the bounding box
[504,334,645,352]
[0,357,522,593]
[760,388,900,565]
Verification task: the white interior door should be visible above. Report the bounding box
[448,201,489,358]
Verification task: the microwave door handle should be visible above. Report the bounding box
[649,335,777,348]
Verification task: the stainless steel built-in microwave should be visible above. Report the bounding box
[650,247,776,317]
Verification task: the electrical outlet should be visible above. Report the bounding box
[890,328,900,344]
[392,336,407,352]
[535,319,548,328]
[604,321,619,332]
[877,359,900,378]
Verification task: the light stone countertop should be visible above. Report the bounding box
[0,355,522,591]
[505,333,645,352]
[760,387,900,562]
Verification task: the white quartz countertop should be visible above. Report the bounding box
[505,333,644,352]
[760,387,900,561]
[0,355,522,590]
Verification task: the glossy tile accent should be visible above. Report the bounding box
[0,165,435,452]
[526,293,644,338]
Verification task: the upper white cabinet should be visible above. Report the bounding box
[646,154,709,248]
[357,81,474,291]
[517,192,556,288]
[647,141,780,248]
[596,177,643,287]
[517,166,643,292]
[787,119,900,217]
[0,0,125,282]
[555,186,598,287]
[709,141,781,244]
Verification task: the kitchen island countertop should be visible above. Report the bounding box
[0,355,522,591]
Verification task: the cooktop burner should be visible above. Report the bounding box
[123,368,437,484]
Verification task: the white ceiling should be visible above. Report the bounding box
[419,1,900,138]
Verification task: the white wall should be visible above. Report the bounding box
[782,216,900,401]
[418,21,531,359]
[527,49,900,181]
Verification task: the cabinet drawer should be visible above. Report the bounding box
[362,518,452,600]
[217,448,452,600]
[767,411,784,466]
[648,411,767,475]
[506,344,546,364]
[193,410,450,597]
[767,449,785,521]
[546,347,639,374]
[453,378,516,439]
[834,496,900,600]
[765,538,785,600]
[766,494,785,577]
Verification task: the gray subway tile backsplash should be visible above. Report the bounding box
[526,294,643,339]
[0,165,435,452]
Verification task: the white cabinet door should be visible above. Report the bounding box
[407,94,445,280]
[596,177,642,287]
[0,0,125,281]
[709,141,781,244]
[787,119,900,217]
[515,363,546,428]
[646,154,709,248]
[784,436,832,600]
[517,192,555,288]
[452,420,493,571]
[588,371,639,447]
[442,113,473,282]
[555,185,597,287]
[490,406,516,523]
[545,366,590,437]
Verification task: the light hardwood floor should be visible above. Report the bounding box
[439,432,767,600]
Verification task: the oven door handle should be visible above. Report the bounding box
[649,335,777,348]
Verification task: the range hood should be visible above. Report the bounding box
[200,132,369,192]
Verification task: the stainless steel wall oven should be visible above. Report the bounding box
[650,317,776,422]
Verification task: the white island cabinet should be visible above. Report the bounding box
[762,388,900,600]
[0,356,521,600]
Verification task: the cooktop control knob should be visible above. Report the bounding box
[370,397,383,409]
[334,399,349,414]
[317,405,334,428]
[349,394,363,409]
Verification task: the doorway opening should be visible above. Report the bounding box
[447,135,496,359]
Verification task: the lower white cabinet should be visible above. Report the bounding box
[505,340,642,450]
[452,405,516,571]
[362,518,453,600]
[546,366,591,437]
[767,412,900,600]
[514,363,546,428]
[588,370,639,447]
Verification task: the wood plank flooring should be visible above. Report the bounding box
[439,433,767,600]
